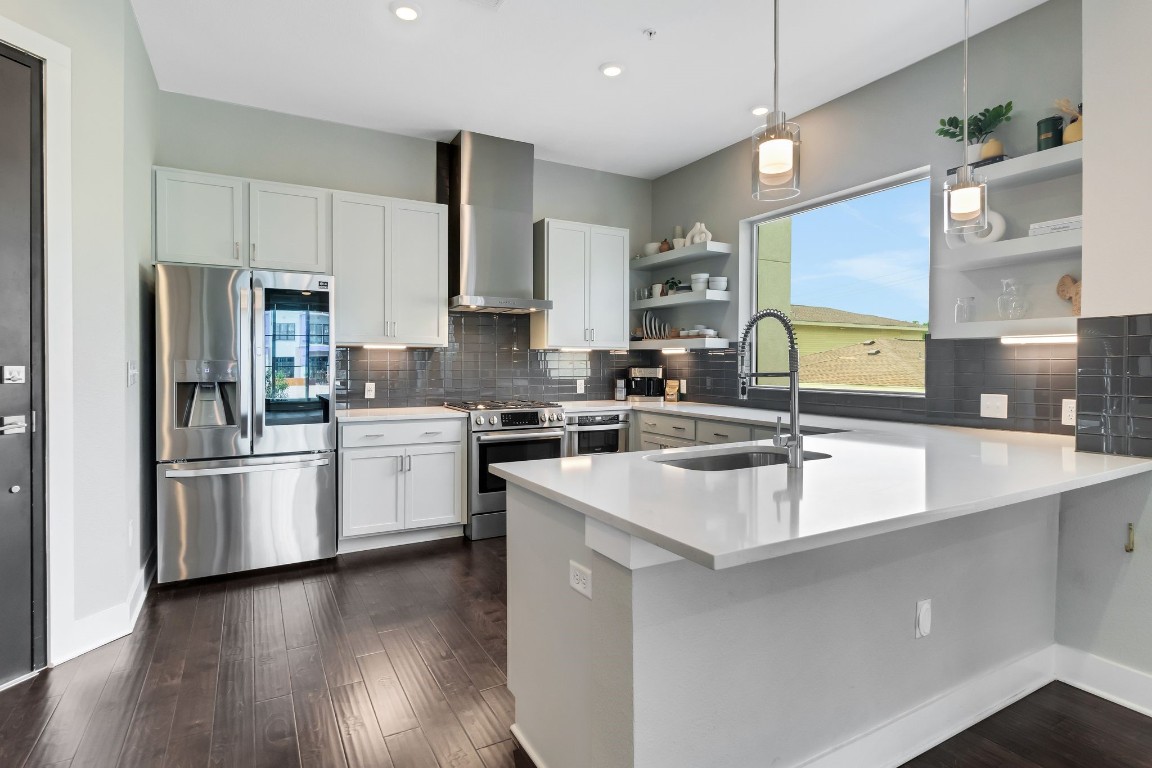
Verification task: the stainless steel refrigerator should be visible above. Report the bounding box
[155,264,336,583]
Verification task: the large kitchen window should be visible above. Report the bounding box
[754,177,930,394]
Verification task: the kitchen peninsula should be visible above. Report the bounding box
[492,410,1152,768]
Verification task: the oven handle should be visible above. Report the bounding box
[476,430,566,444]
[565,424,629,433]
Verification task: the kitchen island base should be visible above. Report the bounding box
[507,485,1062,768]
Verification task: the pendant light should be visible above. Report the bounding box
[752,0,801,201]
[943,0,989,233]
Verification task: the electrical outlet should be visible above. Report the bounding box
[126,360,139,388]
[1062,398,1077,427]
[680,378,687,395]
[576,379,585,394]
[915,599,932,639]
[365,382,376,399]
[980,393,1009,419]
[569,560,592,599]
[706,376,713,390]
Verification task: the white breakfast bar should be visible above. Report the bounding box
[491,405,1152,768]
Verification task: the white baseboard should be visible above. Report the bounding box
[510,723,550,768]
[798,645,1056,768]
[127,548,156,628]
[337,525,464,554]
[1055,645,1152,717]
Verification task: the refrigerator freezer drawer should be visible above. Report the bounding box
[157,453,336,583]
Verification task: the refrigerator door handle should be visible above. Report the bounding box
[165,458,330,479]
[238,282,252,443]
[252,277,266,440]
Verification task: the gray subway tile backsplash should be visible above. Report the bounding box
[1074,314,1152,457]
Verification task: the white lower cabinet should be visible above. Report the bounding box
[339,420,465,539]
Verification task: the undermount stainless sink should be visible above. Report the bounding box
[647,446,832,471]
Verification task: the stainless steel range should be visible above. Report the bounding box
[445,399,565,539]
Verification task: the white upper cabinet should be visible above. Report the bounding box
[249,181,330,273]
[154,169,245,268]
[531,218,629,350]
[332,192,448,346]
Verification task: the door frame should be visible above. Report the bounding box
[0,15,76,666]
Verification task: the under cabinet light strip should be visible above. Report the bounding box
[1000,334,1077,345]
[363,344,408,350]
[661,348,688,355]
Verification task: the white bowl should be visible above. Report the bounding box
[690,272,710,280]
[693,324,707,330]
[643,242,661,256]
[708,277,728,290]
[700,329,718,337]
[690,279,708,291]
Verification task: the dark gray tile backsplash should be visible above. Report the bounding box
[336,316,1077,437]
[335,313,648,409]
[1075,314,1152,456]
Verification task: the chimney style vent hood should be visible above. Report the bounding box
[438,131,552,314]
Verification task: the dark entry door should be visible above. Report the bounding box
[0,42,45,684]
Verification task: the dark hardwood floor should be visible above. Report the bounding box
[2,535,1150,767]
[901,681,1152,768]
[0,537,531,768]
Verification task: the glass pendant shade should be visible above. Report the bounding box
[752,114,801,201]
[943,169,988,233]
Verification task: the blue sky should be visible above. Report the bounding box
[785,178,930,325]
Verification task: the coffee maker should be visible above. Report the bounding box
[626,367,665,402]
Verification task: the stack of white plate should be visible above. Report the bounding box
[691,272,709,291]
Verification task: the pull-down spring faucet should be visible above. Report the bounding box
[736,308,803,468]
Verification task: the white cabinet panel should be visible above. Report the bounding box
[340,447,405,537]
[640,435,695,451]
[333,193,389,343]
[405,443,463,528]
[588,226,629,348]
[250,181,330,273]
[543,220,591,348]
[389,202,448,346]
[154,169,244,267]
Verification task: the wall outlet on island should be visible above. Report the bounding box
[1062,398,1077,426]
[915,598,932,639]
[980,393,1009,419]
[569,560,592,599]
[365,382,376,399]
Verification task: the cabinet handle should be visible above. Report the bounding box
[643,421,656,428]
[713,432,728,438]
[251,242,256,261]
[234,241,239,260]
[672,426,686,431]
[591,328,596,342]
[405,455,412,472]
[422,431,442,436]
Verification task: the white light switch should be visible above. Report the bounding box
[980,393,1009,419]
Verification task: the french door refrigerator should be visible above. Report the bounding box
[155,264,336,583]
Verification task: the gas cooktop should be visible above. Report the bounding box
[444,399,562,412]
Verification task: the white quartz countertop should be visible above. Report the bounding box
[337,406,467,422]
[492,409,1152,570]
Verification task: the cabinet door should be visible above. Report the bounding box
[587,226,628,348]
[340,447,405,537]
[405,443,463,528]
[250,181,330,273]
[544,220,590,348]
[154,169,245,267]
[389,202,448,346]
[332,192,389,343]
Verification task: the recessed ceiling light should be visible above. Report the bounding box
[599,62,623,78]
[751,106,769,116]
[390,1,420,21]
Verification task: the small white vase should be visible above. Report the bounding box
[965,143,983,163]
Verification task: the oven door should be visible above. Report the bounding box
[565,424,629,456]
[471,429,565,516]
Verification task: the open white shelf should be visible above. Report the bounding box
[629,337,731,351]
[631,241,732,271]
[937,229,1082,272]
[979,141,1082,190]
[945,316,1077,339]
[630,289,731,311]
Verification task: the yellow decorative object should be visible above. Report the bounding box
[1064,118,1083,144]
[981,138,1004,159]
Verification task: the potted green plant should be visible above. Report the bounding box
[663,277,682,295]
[936,101,1013,161]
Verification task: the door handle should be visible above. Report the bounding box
[0,418,28,434]
[164,458,330,478]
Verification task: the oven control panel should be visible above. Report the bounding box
[501,411,543,428]
[577,414,621,426]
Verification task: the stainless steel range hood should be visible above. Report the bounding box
[438,131,552,314]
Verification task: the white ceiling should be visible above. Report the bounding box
[130,0,1048,180]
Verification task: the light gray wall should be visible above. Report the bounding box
[1057,475,1152,673]
[534,159,652,257]
[651,0,1082,332]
